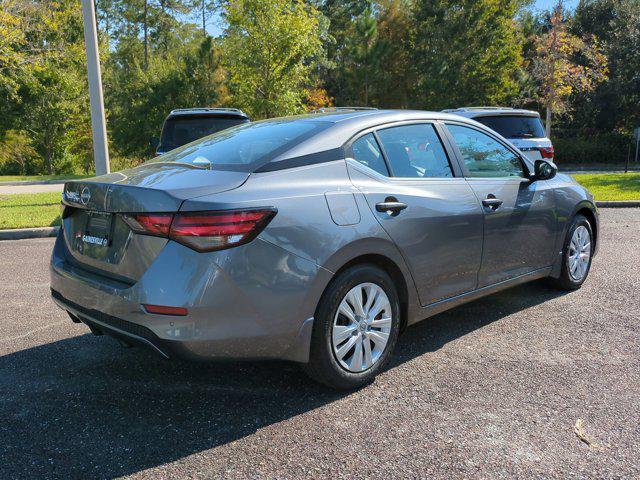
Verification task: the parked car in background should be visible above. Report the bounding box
[443,107,554,162]
[52,109,597,389]
[151,108,250,155]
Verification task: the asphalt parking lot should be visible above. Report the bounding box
[1,209,638,479]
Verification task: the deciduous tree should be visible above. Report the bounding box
[413,0,523,110]
[222,0,324,118]
[343,7,386,106]
[532,1,608,137]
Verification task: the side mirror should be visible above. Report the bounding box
[533,159,557,181]
[149,136,159,150]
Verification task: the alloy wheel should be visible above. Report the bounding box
[331,282,392,373]
[568,225,591,281]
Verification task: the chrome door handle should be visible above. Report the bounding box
[482,197,503,210]
[376,201,407,216]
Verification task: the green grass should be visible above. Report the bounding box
[0,192,62,229]
[572,173,640,201]
[0,174,89,183]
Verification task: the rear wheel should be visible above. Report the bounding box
[303,264,400,389]
[548,214,594,290]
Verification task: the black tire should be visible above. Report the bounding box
[547,214,594,291]
[303,264,401,390]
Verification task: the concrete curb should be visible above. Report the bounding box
[596,201,640,208]
[0,227,59,241]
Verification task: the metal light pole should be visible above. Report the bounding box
[81,0,110,175]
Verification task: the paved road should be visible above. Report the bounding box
[1,210,638,479]
[0,183,64,194]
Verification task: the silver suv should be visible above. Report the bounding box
[152,108,250,155]
[443,107,554,162]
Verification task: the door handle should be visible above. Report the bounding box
[376,200,407,216]
[482,196,503,210]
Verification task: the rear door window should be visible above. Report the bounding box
[376,124,453,178]
[447,124,525,178]
[351,133,389,176]
[473,115,546,139]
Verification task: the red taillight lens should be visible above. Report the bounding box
[539,146,554,159]
[143,304,188,316]
[122,208,276,252]
[170,209,276,252]
[123,213,173,236]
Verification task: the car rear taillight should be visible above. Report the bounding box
[170,209,276,252]
[123,208,276,252]
[539,146,554,159]
[124,213,173,236]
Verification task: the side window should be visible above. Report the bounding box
[376,124,453,178]
[447,124,525,178]
[351,133,389,176]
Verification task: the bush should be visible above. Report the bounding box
[0,130,42,175]
[109,155,145,172]
[553,132,632,165]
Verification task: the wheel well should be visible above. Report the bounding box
[333,254,410,332]
[576,207,597,250]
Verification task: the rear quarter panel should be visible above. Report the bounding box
[181,160,421,319]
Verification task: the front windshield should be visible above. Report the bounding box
[148,119,331,172]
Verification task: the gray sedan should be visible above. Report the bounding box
[51,110,598,389]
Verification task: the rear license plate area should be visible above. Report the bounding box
[83,212,113,247]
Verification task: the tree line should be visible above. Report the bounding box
[0,0,637,175]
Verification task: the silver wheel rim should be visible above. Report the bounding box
[568,225,591,281]
[331,282,392,373]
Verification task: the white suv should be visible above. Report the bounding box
[443,107,554,162]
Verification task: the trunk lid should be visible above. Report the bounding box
[60,163,249,283]
[62,163,249,212]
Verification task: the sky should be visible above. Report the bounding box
[201,1,581,37]
[533,0,579,10]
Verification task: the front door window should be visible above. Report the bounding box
[447,124,525,178]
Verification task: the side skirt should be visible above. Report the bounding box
[407,266,553,326]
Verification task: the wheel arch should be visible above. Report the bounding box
[550,200,599,279]
[562,200,598,257]
[323,252,414,332]
[575,205,598,254]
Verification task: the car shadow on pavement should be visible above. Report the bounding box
[0,280,567,479]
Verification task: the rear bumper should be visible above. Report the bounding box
[52,289,172,358]
[50,229,331,363]
[53,289,277,361]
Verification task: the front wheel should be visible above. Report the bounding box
[303,264,401,389]
[548,214,594,290]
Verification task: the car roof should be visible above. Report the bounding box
[276,108,472,125]
[159,108,531,173]
[167,108,249,119]
[259,109,492,163]
[441,107,541,118]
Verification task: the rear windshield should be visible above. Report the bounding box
[160,116,248,150]
[474,115,545,139]
[148,119,331,172]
